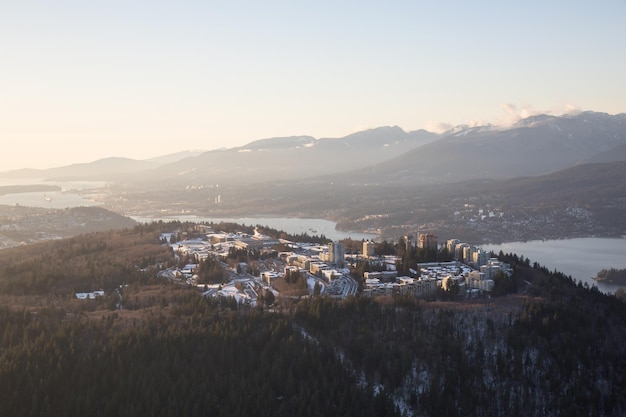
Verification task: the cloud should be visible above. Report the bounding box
[426,119,492,134]
[425,103,584,135]
[467,119,490,128]
[497,102,582,127]
[497,103,543,126]
[563,103,582,115]
[425,121,454,134]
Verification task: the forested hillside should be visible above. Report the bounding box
[0,303,396,417]
[0,223,624,416]
[295,280,626,416]
[0,225,174,295]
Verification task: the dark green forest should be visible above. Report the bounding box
[0,223,625,416]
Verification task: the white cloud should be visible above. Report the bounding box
[426,103,585,135]
[497,102,582,127]
[497,103,543,126]
[425,121,454,134]
[563,103,582,115]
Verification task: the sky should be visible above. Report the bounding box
[2,0,625,171]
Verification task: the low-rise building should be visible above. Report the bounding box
[322,269,342,282]
[363,276,437,297]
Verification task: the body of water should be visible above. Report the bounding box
[0,190,102,209]
[3,180,622,295]
[0,179,105,209]
[132,215,378,242]
[482,237,626,294]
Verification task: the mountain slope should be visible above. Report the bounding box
[461,160,626,206]
[347,111,626,185]
[583,143,626,164]
[0,151,210,181]
[139,127,439,185]
[0,157,159,180]
[145,150,207,165]
[3,111,624,187]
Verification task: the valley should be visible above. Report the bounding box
[3,112,626,248]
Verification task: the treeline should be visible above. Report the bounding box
[596,268,626,284]
[249,224,331,244]
[191,221,331,244]
[0,225,175,295]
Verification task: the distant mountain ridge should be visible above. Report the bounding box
[145,150,207,165]
[2,111,625,186]
[344,111,626,185]
[0,127,438,183]
[134,126,439,185]
[0,152,204,181]
[0,157,159,181]
[233,136,316,151]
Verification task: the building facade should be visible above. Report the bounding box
[418,233,438,250]
[328,241,345,267]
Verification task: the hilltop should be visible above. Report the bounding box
[0,205,136,249]
[0,222,624,416]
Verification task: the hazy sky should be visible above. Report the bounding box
[2,1,625,170]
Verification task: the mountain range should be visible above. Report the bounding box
[131,126,439,186]
[348,111,626,185]
[1,111,625,188]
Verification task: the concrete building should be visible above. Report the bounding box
[454,243,470,261]
[363,271,397,282]
[364,271,383,280]
[418,233,438,250]
[466,270,494,292]
[363,276,437,298]
[310,261,329,275]
[472,249,489,267]
[261,271,279,286]
[328,241,345,267]
[462,245,473,264]
[446,239,460,254]
[403,235,414,250]
[322,269,342,282]
[363,240,375,258]
[290,255,310,270]
[480,258,512,280]
[283,266,307,285]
